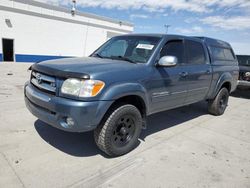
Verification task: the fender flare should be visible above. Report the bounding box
[211,72,233,99]
[100,82,149,113]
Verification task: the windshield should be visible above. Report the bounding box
[92,36,161,63]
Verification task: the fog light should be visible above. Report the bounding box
[66,117,75,127]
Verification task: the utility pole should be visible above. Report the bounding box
[71,0,76,16]
[164,24,171,34]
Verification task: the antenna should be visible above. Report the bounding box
[71,0,76,16]
[164,24,171,34]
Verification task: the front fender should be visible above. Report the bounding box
[100,82,149,112]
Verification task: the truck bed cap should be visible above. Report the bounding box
[194,37,231,48]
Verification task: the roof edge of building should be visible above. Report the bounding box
[11,0,134,27]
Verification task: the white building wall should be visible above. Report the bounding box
[0,10,87,57]
[0,0,133,62]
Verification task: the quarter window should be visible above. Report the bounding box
[211,46,235,61]
[186,40,206,64]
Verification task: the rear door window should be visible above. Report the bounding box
[223,49,235,60]
[186,40,206,64]
[211,47,225,60]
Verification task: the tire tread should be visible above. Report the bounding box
[94,104,142,156]
[208,87,229,116]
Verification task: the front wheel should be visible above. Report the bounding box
[94,104,142,157]
[208,88,229,116]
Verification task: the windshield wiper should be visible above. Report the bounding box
[92,53,103,58]
[111,56,136,64]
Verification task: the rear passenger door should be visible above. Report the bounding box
[184,39,212,104]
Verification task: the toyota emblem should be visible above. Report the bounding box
[36,74,42,84]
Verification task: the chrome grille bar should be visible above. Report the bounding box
[32,71,55,83]
[31,71,56,94]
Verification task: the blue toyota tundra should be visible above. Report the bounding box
[25,34,239,156]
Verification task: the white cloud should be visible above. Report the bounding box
[200,16,250,30]
[38,0,250,13]
[175,26,204,34]
[40,0,250,32]
[130,14,149,20]
[136,25,153,30]
[184,18,198,24]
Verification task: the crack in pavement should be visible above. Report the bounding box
[0,152,26,188]
[68,157,144,188]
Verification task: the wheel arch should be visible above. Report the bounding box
[99,94,148,129]
[97,83,149,128]
[220,82,231,92]
[100,83,149,113]
[210,72,233,99]
[109,95,147,118]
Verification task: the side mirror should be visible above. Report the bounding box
[158,56,178,67]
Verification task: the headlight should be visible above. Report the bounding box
[61,79,105,97]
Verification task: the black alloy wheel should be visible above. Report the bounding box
[94,104,142,157]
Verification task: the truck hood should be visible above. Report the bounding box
[31,57,138,79]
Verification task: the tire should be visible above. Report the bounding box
[94,104,142,157]
[208,88,229,116]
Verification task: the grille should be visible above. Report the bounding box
[31,71,56,94]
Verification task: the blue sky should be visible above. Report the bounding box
[43,0,250,55]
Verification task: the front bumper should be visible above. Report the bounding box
[238,80,250,88]
[24,83,113,132]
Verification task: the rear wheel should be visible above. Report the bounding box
[208,88,229,116]
[94,104,142,157]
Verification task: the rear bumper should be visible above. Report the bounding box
[24,82,113,132]
[238,80,250,88]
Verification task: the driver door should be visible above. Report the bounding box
[149,40,189,113]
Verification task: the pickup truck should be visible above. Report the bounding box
[25,34,239,157]
[237,55,250,89]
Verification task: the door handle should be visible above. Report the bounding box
[179,72,188,77]
[206,70,211,74]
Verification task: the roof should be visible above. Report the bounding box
[120,33,204,39]
[118,33,232,48]
[11,0,133,27]
[122,33,165,37]
[195,37,231,48]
